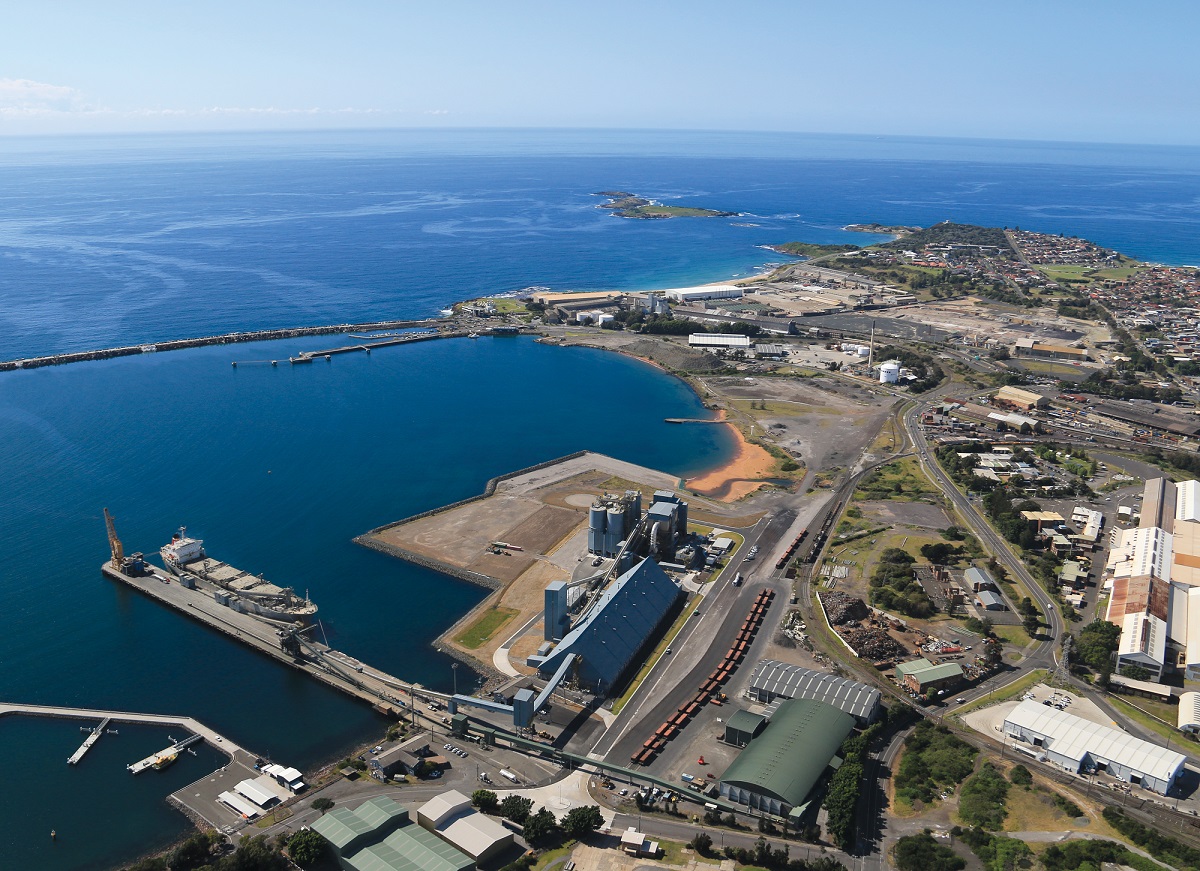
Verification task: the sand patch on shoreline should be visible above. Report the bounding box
[685,420,778,501]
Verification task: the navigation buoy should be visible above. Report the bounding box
[51,830,56,841]
[271,360,277,366]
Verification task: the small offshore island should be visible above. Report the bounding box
[14,215,1200,871]
[594,190,738,219]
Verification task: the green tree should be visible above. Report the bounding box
[285,830,328,868]
[1076,619,1121,671]
[167,833,213,870]
[471,789,499,814]
[894,831,965,871]
[523,806,559,846]
[560,805,603,838]
[958,763,1010,829]
[1008,765,1032,786]
[310,797,334,812]
[500,794,534,825]
[1022,612,1040,637]
[690,832,714,855]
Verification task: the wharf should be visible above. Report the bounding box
[129,733,204,774]
[101,562,446,715]
[67,717,111,765]
[0,702,275,834]
[282,329,467,365]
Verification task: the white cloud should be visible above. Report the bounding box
[0,77,88,114]
[425,109,449,115]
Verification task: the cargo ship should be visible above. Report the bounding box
[160,528,317,625]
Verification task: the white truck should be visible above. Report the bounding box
[500,769,520,783]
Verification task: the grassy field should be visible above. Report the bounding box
[624,205,728,218]
[1106,696,1199,757]
[1037,263,1145,285]
[531,841,578,870]
[853,456,937,501]
[1010,358,1090,378]
[953,669,1048,718]
[455,607,519,650]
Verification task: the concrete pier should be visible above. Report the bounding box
[101,562,448,716]
[285,329,467,364]
[67,717,111,765]
[128,733,204,774]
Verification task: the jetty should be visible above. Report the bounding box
[128,733,204,774]
[100,561,449,717]
[281,329,468,365]
[67,717,112,765]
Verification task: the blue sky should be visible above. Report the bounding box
[2,1,1197,143]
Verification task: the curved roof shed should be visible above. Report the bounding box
[719,699,854,810]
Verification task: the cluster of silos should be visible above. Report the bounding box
[588,490,643,557]
[879,360,902,384]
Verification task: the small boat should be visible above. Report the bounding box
[468,332,480,339]
[153,752,178,771]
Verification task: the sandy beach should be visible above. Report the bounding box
[685,416,778,501]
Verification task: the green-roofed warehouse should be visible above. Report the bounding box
[312,796,475,871]
[718,699,855,816]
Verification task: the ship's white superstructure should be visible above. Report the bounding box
[160,528,317,624]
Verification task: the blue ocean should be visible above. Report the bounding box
[2,128,1199,869]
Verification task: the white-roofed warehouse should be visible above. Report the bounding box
[1003,699,1185,794]
[747,660,881,724]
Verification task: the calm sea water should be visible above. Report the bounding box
[2,129,1199,361]
[2,128,1198,869]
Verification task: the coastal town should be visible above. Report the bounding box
[10,218,1200,871]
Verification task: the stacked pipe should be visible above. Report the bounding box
[631,588,775,766]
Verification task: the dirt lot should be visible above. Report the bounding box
[699,373,896,474]
[859,500,952,529]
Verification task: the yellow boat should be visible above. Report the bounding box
[152,752,178,771]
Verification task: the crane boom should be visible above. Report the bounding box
[104,508,125,569]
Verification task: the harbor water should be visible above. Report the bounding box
[2,128,1200,868]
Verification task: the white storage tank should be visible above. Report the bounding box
[856,345,870,357]
[879,361,901,384]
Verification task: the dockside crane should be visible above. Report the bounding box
[104,508,124,569]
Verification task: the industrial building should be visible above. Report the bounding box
[895,659,963,695]
[688,333,751,349]
[878,360,901,384]
[746,660,881,724]
[994,385,1049,411]
[313,796,475,871]
[1003,699,1185,794]
[718,699,855,818]
[666,284,743,303]
[417,791,513,864]
[1013,338,1089,361]
[531,557,683,694]
[723,709,767,747]
[976,589,1007,611]
[368,735,431,781]
[587,490,642,557]
[645,490,688,562]
[1178,692,1200,734]
[262,763,305,792]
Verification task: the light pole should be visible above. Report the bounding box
[452,662,459,697]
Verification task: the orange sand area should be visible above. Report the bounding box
[685,417,777,501]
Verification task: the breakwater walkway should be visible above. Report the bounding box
[0,317,451,372]
[0,702,246,758]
